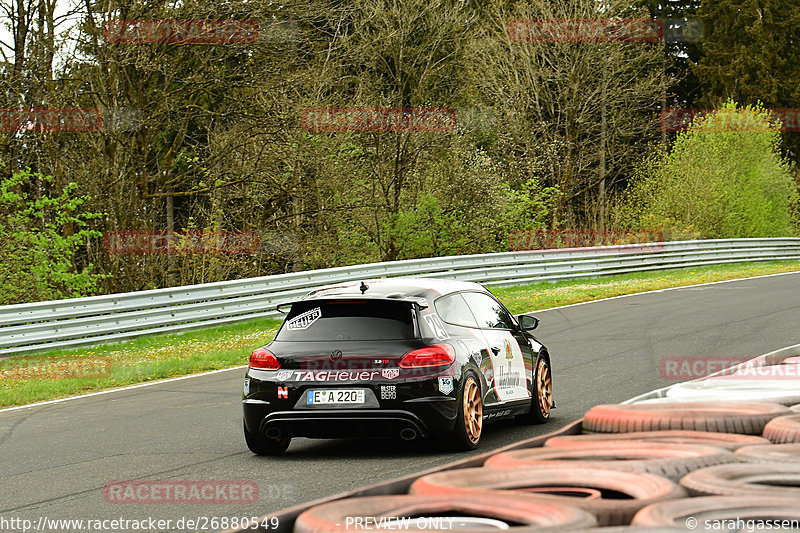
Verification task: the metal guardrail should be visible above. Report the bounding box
[1,238,799,356]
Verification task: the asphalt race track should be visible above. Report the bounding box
[1,272,799,531]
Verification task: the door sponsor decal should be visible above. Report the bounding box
[479,330,530,402]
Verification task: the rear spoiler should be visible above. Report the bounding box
[276,295,429,314]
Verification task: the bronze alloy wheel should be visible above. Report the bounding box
[464,377,483,444]
[537,358,552,418]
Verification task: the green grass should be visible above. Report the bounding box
[2,259,799,409]
[0,317,281,408]
[492,259,800,314]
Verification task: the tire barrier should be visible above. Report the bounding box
[483,441,737,481]
[247,346,800,533]
[291,494,598,533]
[679,463,800,497]
[763,414,800,443]
[735,443,800,465]
[408,465,686,526]
[654,380,800,406]
[583,401,789,434]
[631,496,800,528]
[544,430,770,451]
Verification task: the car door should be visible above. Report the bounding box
[460,291,533,406]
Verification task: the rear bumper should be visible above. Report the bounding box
[259,409,430,439]
[243,398,458,440]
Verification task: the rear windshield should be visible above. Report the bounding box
[275,300,417,341]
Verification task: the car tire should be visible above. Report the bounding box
[545,430,770,451]
[680,463,800,497]
[484,441,737,481]
[632,496,800,528]
[449,372,482,451]
[735,443,800,465]
[293,494,598,533]
[516,355,552,425]
[583,401,789,434]
[409,464,686,526]
[243,420,291,456]
[763,414,800,443]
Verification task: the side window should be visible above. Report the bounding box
[462,292,516,330]
[434,293,479,328]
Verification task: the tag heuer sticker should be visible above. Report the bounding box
[438,377,454,395]
[287,307,322,330]
[382,368,400,380]
[276,370,294,381]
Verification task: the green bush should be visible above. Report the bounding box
[624,101,798,239]
[0,169,105,304]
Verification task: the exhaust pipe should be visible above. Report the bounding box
[265,427,283,440]
[400,428,417,441]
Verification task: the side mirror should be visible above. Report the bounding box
[516,314,539,331]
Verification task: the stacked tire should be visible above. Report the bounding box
[284,398,800,532]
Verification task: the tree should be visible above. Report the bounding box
[0,168,104,303]
[692,0,800,162]
[470,0,668,229]
[623,101,798,239]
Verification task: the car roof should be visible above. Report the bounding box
[303,278,488,301]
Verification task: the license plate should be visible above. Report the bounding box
[307,389,365,405]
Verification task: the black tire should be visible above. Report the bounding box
[763,414,800,443]
[632,496,800,528]
[516,354,552,425]
[485,441,737,481]
[449,372,482,451]
[243,420,291,456]
[735,443,800,465]
[293,494,598,533]
[583,401,789,434]
[679,463,800,497]
[545,430,770,451]
[410,464,686,527]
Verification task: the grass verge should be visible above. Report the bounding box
[2,259,799,408]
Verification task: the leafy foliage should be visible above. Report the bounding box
[0,170,104,304]
[623,101,798,239]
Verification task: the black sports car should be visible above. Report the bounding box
[242,278,553,455]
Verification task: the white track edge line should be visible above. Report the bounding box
[3,268,799,414]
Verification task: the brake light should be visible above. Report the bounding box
[399,344,455,369]
[249,348,280,370]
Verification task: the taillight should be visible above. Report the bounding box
[399,344,455,369]
[249,348,280,370]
